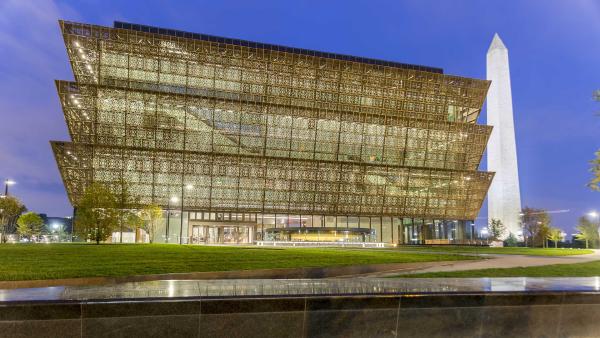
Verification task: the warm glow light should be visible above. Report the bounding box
[185,184,194,190]
[170,196,179,203]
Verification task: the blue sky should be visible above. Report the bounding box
[0,0,598,233]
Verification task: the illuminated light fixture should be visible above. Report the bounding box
[4,179,16,186]
[185,184,194,190]
[170,196,179,203]
[589,211,599,218]
[74,41,80,47]
[465,177,472,181]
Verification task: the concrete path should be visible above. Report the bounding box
[343,250,600,277]
[355,250,600,277]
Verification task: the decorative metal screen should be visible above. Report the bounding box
[52,20,494,222]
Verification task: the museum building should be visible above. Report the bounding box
[52,20,493,245]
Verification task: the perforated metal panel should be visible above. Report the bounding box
[52,20,493,222]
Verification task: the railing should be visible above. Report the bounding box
[256,241,386,248]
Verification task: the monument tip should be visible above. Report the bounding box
[488,33,507,52]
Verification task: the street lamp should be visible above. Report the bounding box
[52,223,62,243]
[4,179,15,196]
[180,185,194,244]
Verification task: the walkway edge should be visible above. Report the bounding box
[0,260,458,289]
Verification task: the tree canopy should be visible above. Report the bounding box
[139,204,163,243]
[591,91,600,191]
[16,212,44,240]
[520,207,551,247]
[75,183,119,244]
[575,216,599,249]
[546,227,563,248]
[0,195,26,241]
[487,218,506,241]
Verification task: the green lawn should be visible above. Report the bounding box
[0,244,475,281]
[404,260,600,278]
[397,246,593,256]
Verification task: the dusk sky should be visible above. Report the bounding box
[0,0,598,233]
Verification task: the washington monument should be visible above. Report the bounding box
[486,33,522,237]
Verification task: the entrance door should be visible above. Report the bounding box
[191,225,252,244]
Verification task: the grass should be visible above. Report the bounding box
[397,246,593,256]
[0,244,476,281]
[404,260,600,278]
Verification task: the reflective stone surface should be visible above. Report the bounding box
[2,278,600,337]
[2,277,600,302]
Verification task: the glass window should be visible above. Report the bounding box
[371,217,382,242]
[381,217,392,243]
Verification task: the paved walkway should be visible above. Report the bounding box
[355,250,600,277]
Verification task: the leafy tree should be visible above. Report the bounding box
[16,212,44,241]
[590,91,600,191]
[115,178,141,242]
[520,207,551,247]
[546,227,563,248]
[139,204,163,243]
[487,218,506,241]
[75,183,119,244]
[575,216,599,249]
[591,150,600,191]
[0,196,26,243]
[504,233,519,247]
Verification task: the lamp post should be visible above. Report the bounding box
[166,196,178,243]
[4,180,15,196]
[179,184,193,244]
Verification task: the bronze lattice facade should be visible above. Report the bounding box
[52,20,493,244]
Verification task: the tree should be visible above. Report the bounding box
[504,233,519,247]
[590,149,600,191]
[0,196,26,243]
[575,216,599,249]
[487,218,506,241]
[75,183,119,244]
[520,207,551,247]
[139,204,163,243]
[115,178,141,243]
[546,227,563,249]
[590,91,600,191]
[16,212,44,241]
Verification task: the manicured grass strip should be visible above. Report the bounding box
[397,246,593,256]
[401,260,600,278]
[0,244,475,281]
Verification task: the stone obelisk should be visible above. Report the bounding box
[486,33,522,237]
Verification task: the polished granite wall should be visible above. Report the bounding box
[2,292,600,338]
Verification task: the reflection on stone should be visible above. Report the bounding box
[1,277,600,302]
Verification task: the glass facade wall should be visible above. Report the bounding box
[144,210,475,245]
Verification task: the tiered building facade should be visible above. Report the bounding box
[52,21,493,244]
